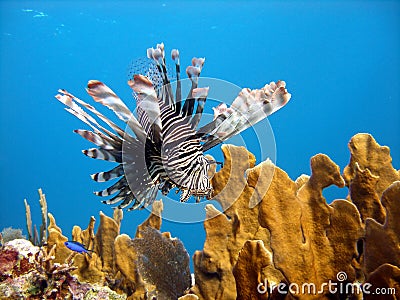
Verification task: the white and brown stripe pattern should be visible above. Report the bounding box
[55,43,291,210]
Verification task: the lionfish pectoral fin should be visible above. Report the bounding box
[179,189,191,202]
[201,81,291,151]
[159,181,174,195]
[100,187,131,204]
[74,129,114,150]
[56,92,124,145]
[82,148,121,162]
[94,177,127,197]
[86,80,147,143]
[127,198,143,211]
[116,193,136,209]
[91,165,124,182]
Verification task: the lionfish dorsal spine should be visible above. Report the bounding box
[190,87,209,129]
[171,49,182,113]
[181,58,204,118]
[147,43,176,111]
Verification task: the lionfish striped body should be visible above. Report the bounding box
[55,43,291,210]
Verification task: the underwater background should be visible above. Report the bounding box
[0,0,399,270]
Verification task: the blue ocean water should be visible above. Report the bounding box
[0,1,399,268]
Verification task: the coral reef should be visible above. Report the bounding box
[192,133,399,299]
[132,227,191,299]
[1,133,399,299]
[24,188,48,246]
[0,238,78,299]
[46,200,191,299]
[192,144,274,299]
[254,154,363,296]
[232,240,277,300]
[1,199,191,299]
[365,264,400,300]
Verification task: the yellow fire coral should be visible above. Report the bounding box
[6,133,398,299]
[192,133,399,299]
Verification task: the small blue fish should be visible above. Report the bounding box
[64,241,94,257]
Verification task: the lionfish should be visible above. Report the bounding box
[55,43,291,210]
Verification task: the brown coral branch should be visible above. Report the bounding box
[33,224,39,246]
[364,181,400,275]
[65,252,78,266]
[24,189,49,246]
[24,198,33,243]
[135,200,163,238]
[113,208,123,229]
[38,188,48,246]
